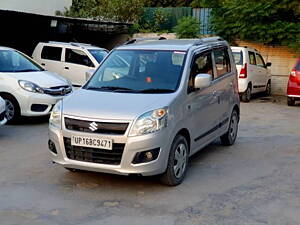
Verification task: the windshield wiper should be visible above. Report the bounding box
[86,86,135,92]
[138,88,175,93]
[15,69,41,72]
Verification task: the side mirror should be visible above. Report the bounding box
[85,69,95,81]
[194,73,212,89]
[266,62,272,67]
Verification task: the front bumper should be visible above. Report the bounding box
[48,117,172,176]
[15,89,70,117]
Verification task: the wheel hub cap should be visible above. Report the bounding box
[5,100,14,121]
[173,143,187,179]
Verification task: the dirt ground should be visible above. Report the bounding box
[0,96,299,225]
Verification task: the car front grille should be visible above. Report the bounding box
[64,117,129,135]
[0,111,5,121]
[64,137,125,165]
[44,86,72,96]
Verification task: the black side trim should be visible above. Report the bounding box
[253,85,266,88]
[194,117,229,142]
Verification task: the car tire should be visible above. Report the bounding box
[241,85,251,102]
[160,135,189,186]
[220,110,239,146]
[287,97,295,106]
[265,80,271,96]
[1,94,20,124]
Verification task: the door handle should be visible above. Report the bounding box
[65,67,69,70]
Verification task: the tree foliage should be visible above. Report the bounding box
[174,16,200,38]
[58,0,145,22]
[211,0,300,51]
[144,0,192,7]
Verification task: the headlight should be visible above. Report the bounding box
[49,101,62,129]
[18,80,44,93]
[129,108,168,137]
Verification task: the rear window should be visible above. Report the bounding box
[232,51,243,65]
[41,46,62,61]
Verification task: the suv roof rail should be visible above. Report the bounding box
[70,42,92,47]
[124,37,167,45]
[193,36,224,46]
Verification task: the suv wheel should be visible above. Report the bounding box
[265,80,271,96]
[1,94,20,124]
[287,97,295,106]
[241,85,251,102]
[160,135,189,186]
[220,110,239,146]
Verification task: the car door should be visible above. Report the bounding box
[62,48,96,86]
[247,51,260,93]
[39,46,64,75]
[255,53,269,90]
[212,47,233,130]
[186,50,220,154]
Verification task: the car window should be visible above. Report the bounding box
[0,50,43,72]
[248,51,256,65]
[88,49,108,64]
[41,46,62,61]
[65,48,94,67]
[188,51,213,93]
[213,48,231,78]
[232,51,243,65]
[85,50,186,93]
[256,53,266,67]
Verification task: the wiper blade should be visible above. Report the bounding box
[86,86,134,92]
[138,88,174,93]
[15,69,40,72]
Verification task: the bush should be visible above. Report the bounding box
[174,16,200,39]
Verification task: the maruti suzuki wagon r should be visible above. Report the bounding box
[48,37,240,186]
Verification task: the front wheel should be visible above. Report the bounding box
[160,135,189,186]
[220,110,239,146]
[265,80,271,96]
[1,94,20,124]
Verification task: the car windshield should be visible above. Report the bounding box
[88,49,108,63]
[232,51,243,65]
[84,49,186,93]
[0,50,43,73]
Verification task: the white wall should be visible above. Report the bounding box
[0,0,72,16]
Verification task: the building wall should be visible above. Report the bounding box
[0,0,72,16]
[235,40,297,95]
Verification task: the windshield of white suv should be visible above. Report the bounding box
[84,50,186,93]
[232,51,243,65]
[88,49,108,64]
[0,50,43,73]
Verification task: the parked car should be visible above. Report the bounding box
[0,97,7,126]
[0,47,72,123]
[231,46,272,102]
[287,57,300,106]
[49,37,240,186]
[32,42,108,86]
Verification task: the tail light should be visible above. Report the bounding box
[239,63,247,78]
[290,68,296,77]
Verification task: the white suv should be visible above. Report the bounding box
[32,42,108,87]
[231,47,272,102]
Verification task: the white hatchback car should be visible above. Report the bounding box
[0,97,7,126]
[231,47,272,102]
[32,42,108,87]
[0,47,72,123]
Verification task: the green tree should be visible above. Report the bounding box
[57,0,145,22]
[144,0,192,7]
[211,0,300,51]
[174,16,200,38]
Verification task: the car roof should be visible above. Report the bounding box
[39,41,107,51]
[117,38,227,51]
[231,46,258,52]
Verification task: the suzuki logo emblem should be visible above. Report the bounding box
[89,122,98,131]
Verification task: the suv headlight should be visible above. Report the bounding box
[50,101,62,129]
[18,80,44,93]
[129,108,168,137]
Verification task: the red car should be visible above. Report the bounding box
[287,57,300,106]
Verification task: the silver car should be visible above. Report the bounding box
[49,37,240,186]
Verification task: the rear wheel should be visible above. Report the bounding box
[287,97,295,106]
[160,135,189,186]
[220,110,239,146]
[241,85,251,102]
[1,94,20,124]
[265,80,271,96]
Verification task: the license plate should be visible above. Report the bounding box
[71,136,113,150]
